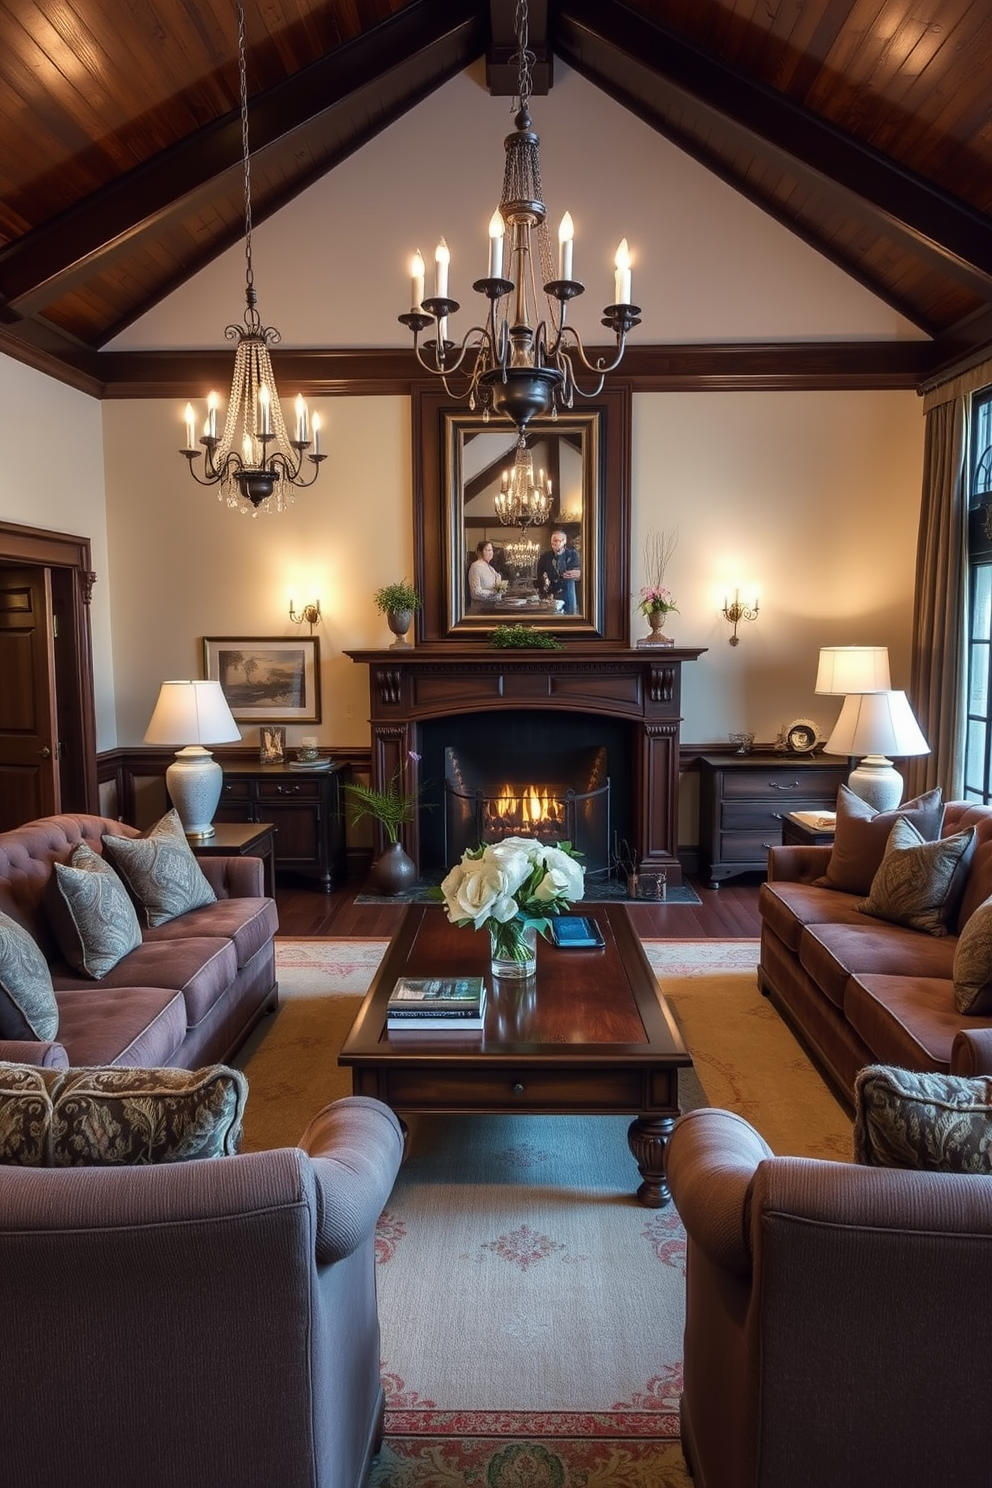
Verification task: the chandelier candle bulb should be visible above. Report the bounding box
[294,395,308,444]
[435,238,450,300]
[558,213,574,280]
[184,404,196,451]
[488,212,505,278]
[312,415,321,457]
[614,239,632,305]
[411,250,425,313]
[207,391,219,440]
[258,384,271,436]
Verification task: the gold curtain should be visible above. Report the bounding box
[905,358,992,799]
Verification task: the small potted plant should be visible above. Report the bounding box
[373,579,422,649]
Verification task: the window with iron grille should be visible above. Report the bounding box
[964,389,992,801]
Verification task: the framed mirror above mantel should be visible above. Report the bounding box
[412,383,632,644]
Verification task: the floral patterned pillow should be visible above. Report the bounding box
[0,1062,247,1166]
[854,1065,992,1173]
[102,809,216,928]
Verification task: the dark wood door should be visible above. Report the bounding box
[0,566,59,828]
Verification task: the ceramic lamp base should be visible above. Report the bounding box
[847,755,904,814]
[165,746,222,838]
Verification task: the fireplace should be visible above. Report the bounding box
[443,741,610,874]
[344,643,705,885]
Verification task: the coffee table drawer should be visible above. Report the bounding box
[369,1065,649,1111]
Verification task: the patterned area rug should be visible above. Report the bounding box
[237,936,849,1487]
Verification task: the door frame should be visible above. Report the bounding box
[0,520,99,814]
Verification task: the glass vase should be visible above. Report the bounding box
[489,918,538,979]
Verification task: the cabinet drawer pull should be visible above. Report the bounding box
[769,780,800,790]
[512,1082,525,1095]
[275,785,302,796]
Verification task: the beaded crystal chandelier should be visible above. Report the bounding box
[179,5,324,515]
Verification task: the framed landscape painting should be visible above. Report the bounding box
[203,636,321,724]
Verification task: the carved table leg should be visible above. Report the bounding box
[627,1114,677,1208]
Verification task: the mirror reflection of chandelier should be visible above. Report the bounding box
[398,0,641,437]
[504,536,540,575]
[494,436,553,529]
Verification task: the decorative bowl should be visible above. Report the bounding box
[729,732,755,755]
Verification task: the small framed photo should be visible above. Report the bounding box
[203,636,322,724]
[259,725,285,764]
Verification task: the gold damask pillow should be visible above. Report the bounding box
[0,1062,246,1166]
[854,1065,992,1173]
[856,817,975,936]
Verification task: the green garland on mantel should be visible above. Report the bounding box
[489,623,564,650]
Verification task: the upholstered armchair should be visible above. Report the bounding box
[668,1106,992,1488]
[0,1094,404,1488]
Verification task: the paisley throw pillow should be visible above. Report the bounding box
[102,809,216,928]
[856,817,975,936]
[854,1065,992,1173]
[46,841,142,979]
[0,911,58,1041]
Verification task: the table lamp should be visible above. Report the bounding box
[824,690,929,812]
[144,680,241,838]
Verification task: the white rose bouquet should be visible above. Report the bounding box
[438,836,585,971]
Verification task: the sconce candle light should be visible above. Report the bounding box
[289,598,321,631]
[722,590,759,646]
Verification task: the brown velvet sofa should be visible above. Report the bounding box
[0,813,278,1070]
[758,800,992,1100]
[668,1106,992,1488]
[0,1094,404,1488]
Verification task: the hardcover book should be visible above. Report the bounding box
[387,976,486,1018]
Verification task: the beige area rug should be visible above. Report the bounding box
[233,936,852,1487]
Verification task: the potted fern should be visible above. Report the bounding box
[374,579,421,649]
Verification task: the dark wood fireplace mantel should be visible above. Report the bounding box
[345,645,705,883]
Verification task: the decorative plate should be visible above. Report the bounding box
[780,717,821,754]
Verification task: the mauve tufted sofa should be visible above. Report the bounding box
[0,812,278,1069]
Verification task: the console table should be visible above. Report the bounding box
[213,763,346,891]
[698,752,847,888]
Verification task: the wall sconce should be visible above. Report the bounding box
[289,598,321,631]
[722,590,759,645]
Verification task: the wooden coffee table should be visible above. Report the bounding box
[338,902,692,1207]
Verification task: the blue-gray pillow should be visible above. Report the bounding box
[102,809,216,928]
[46,842,142,979]
[0,911,58,1041]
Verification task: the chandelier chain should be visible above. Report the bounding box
[236,3,258,329]
[512,0,534,116]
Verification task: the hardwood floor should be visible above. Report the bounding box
[273,869,764,940]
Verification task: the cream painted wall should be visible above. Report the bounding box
[0,356,118,749]
[101,395,410,748]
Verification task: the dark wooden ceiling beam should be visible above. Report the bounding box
[90,339,934,399]
[0,0,485,320]
[556,0,992,304]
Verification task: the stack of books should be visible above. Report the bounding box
[386,976,487,1030]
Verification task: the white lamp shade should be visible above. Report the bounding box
[144,681,240,838]
[144,681,241,746]
[825,691,929,760]
[815,646,891,694]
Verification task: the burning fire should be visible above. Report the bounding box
[484,783,564,840]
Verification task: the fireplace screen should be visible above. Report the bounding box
[444,745,610,875]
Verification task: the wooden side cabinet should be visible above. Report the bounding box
[215,763,346,892]
[698,753,847,889]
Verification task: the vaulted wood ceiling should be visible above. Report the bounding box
[2,0,991,396]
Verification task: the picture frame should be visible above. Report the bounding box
[203,636,321,724]
[259,725,286,764]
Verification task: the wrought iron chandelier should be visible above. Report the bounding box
[494,436,553,528]
[398,0,641,435]
[179,4,324,515]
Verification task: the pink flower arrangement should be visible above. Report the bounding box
[638,585,679,617]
